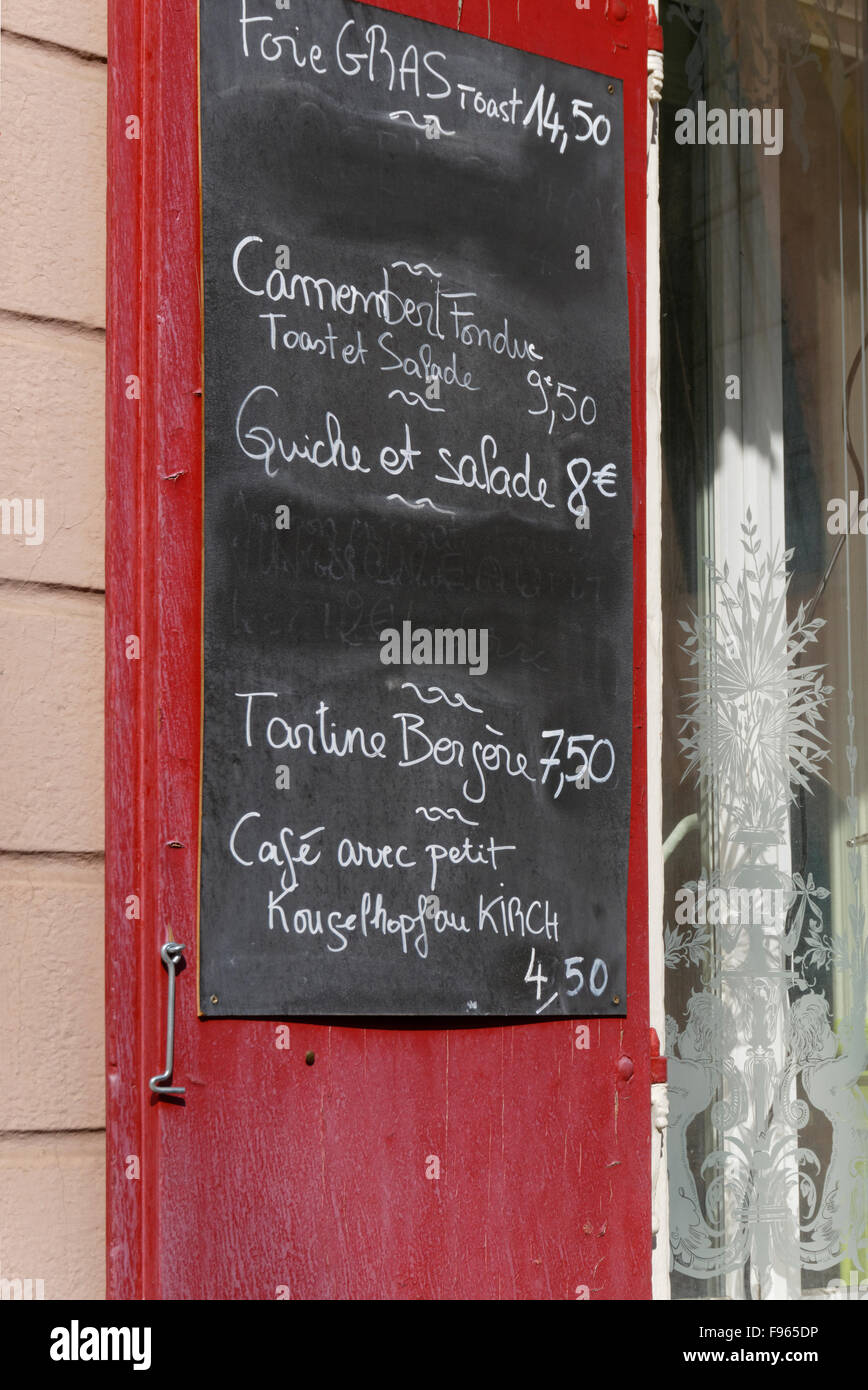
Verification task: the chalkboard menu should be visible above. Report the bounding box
[198,0,633,1017]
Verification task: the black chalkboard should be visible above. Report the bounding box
[198,0,633,1017]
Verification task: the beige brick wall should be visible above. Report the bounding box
[0,39,106,326]
[3,0,107,56]
[0,1134,105,1301]
[0,317,105,589]
[0,10,107,1300]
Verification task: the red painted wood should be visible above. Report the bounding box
[105,0,144,1301]
[106,0,651,1300]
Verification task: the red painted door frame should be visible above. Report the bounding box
[106,0,652,1300]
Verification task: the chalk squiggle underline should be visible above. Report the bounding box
[387,493,455,517]
[391,259,443,279]
[401,682,483,715]
[389,111,456,137]
[415,806,480,827]
[387,388,445,413]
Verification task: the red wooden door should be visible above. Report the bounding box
[106,0,652,1300]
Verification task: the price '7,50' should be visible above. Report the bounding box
[540,730,615,796]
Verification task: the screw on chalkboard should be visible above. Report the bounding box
[210,995,218,1005]
[305,1051,316,1066]
[608,85,615,95]
[612,996,621,1006]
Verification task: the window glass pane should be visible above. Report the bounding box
[660,0,868,1299]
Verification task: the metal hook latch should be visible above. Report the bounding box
[149,941,185,1096]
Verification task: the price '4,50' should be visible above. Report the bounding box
[524,947,609,1014]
